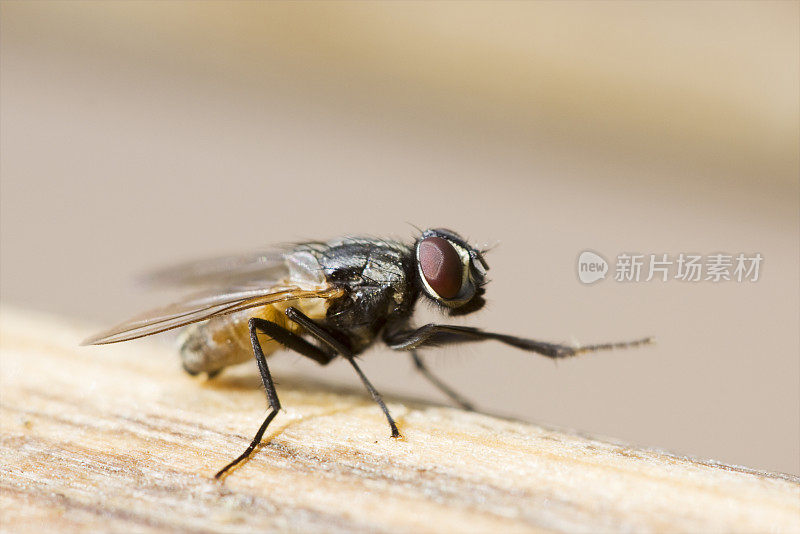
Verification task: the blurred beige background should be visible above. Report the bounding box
[1,1,798,475]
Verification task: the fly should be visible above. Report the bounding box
[83,228,652,478]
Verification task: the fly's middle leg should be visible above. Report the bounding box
[285,307,401,438]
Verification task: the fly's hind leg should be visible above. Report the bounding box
[214,317,334,479]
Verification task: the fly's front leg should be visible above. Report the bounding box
[215,317,334,479]
[385,324,653,359]
[411,351,475,411]
[284,307,400,438]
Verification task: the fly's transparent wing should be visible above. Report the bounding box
[85,245,336,345]
[141,249,289,288]
[82,283,344,345]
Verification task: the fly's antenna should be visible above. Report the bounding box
[477,239,500,255]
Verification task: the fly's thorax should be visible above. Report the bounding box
[311,240,419,353]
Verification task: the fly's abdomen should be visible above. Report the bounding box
[178,298,331,376]
[178,306,283,376]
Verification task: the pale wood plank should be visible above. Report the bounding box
[1,308,798,533]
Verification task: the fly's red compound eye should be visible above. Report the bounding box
[418,236,464,299]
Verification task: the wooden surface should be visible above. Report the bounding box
[1,308,798,533]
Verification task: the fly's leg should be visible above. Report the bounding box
[214,317,334,479]
[385,324,653,358]
[285,307,400,438]
[411,351,475,411]
[345,356,401,438]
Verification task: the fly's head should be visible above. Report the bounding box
[415,228,489,316]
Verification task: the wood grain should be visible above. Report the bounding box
[1,308,798,533]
